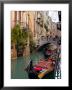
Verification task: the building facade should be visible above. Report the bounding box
[11,11,60,59]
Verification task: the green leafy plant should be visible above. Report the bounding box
[11,24,29,55]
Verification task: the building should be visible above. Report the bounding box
[11,11,60,59]
[34,11,45,46]
[51,22,57,38]
[11,11,31,58]
[57,11,61,37]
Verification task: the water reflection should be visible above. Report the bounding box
[11,52,44,79]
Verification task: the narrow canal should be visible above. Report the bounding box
[11,42,61,79]
[11,51,44,79]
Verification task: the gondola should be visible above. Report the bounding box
[25,43,58,79]
[25,58,56,79]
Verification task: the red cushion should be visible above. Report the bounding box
[34,67,42,71]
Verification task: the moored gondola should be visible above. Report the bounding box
[25,58,56,79]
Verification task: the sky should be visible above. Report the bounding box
[49,11,59,23]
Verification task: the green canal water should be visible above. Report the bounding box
[11,52,44,79]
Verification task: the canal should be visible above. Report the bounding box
[11,51,44,79]
[11,42,61,79]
